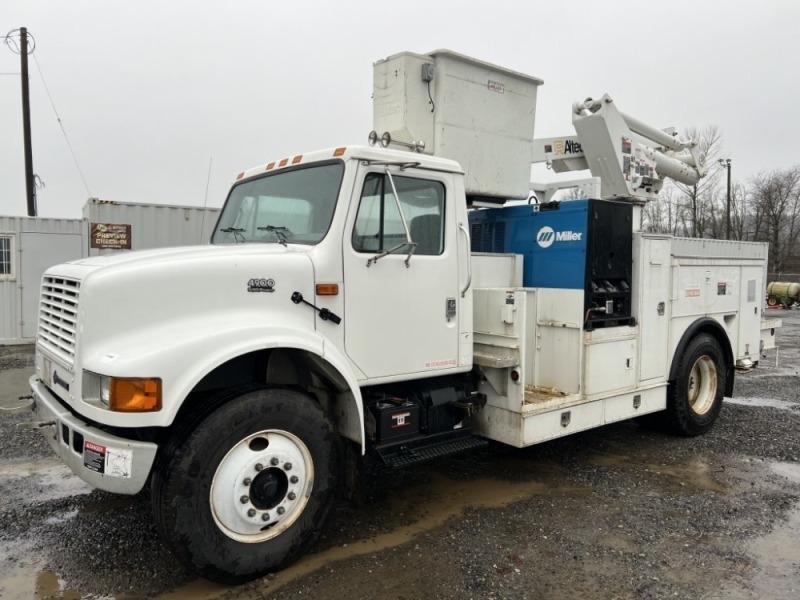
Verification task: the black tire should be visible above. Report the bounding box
[665,333,726,436]
[151,387,339,584]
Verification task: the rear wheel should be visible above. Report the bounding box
[767,295,779,307]
[151,387,338,584]
[665,333,726,436]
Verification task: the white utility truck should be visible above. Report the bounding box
[26,50,779,583]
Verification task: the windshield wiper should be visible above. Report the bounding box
[219,227,246,243]
[257,225,293,246]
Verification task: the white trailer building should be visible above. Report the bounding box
[0,201,219,344]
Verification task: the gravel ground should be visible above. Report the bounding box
[0,310,798,600]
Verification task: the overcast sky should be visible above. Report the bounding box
[1,0,798,219]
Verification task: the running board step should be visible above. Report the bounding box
[374,429,489,469]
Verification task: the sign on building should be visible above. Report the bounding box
[90,223,131,250]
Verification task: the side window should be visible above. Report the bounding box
[352,173,445,256]
[0,234,14,281]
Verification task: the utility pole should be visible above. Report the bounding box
[719,158,731,240]
[20,27,37,217]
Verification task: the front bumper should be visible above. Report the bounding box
[29,375,158,494]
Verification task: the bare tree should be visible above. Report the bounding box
[673,125,724,238]
[643,184,684,235]
[729,181,748,240]
[749,166,800,272]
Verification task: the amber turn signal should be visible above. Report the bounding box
[109,378,162,412]
[316,283,339,296]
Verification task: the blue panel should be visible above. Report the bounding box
[469,200,590,289]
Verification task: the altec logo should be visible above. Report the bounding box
[536,226,582,249]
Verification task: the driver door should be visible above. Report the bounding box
[343,165,461,381]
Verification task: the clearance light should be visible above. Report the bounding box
[235,171,245,181]
[279,158,289,167]
[109,378,162,412]
[292,155,303,164]
[266,162,276,171]
[316,283,339,296]
[333,147,346,157]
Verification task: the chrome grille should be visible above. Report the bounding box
[38,276,80,364]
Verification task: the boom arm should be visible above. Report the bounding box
[533,94,707,202]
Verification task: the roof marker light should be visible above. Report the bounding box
[292,155,303,164]
[333,147,346,157]
[266,162,276,170]
[279,158,289,167]
[235,171,245,180]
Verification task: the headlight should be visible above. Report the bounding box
[83,372,162,412]
[100,376,111,407]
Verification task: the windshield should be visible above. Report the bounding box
[212,162,344,245]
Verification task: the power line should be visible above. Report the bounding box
[32,51,93,198]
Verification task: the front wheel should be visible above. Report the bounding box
[665,333,726,436]
[151,387,339,584]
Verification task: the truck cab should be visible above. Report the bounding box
[211,146,474,384]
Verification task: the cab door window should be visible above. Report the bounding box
[352,173,445,256]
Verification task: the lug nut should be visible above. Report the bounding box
[240,495,249,504]
[288,492,296,501]
[270,457,280,466]
[290,475,299,484]
[277,506,285,515]
[261,512,270,522]
[243,477,252,486]
[247,508,256,517]
[284,462,292,471]
[255,463,264,471]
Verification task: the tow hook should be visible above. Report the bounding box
[16,420,56,430]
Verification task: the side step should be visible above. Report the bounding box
[373,429,489,469]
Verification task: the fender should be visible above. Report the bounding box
[175,327,368,452]
[669,317,734,397]
[81,323,367,450]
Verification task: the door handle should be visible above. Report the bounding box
[458,222,471,298]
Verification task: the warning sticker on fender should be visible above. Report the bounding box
[84,441,132,478]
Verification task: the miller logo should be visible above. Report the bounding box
[536,226,583,249]
[536,226,556,248]
[247,278,275,293]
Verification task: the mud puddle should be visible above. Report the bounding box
[0,541,85,600]
[0,460,92,600]
[589,452,727,493]
[709,462,800,599]
[0,458,93,503]
[162,465,589,599]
